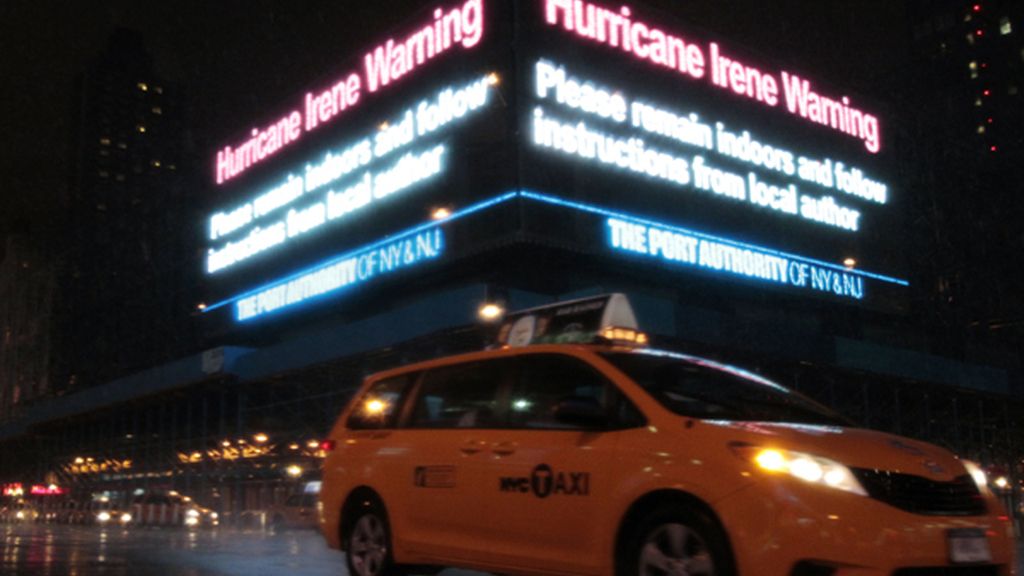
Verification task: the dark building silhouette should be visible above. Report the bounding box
[901,0,1024,360]
[61,28,198,391]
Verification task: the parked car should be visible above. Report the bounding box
[130,491,217,527]
[268,493,319,531]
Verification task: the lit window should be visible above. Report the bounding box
[969,61,978,70]
[964,14,973,22]
[137,82,148,92]
[151,160,161,168]
[970,69,979,79]
[154,86,163,94]
[966,33,975,45]
[974,97,983,106]
[152,106,162,115]
[1000,17,1012,35]
[977,125,986,134]
[117,142,127,149]
[99,137,111,145]
[137,125,146,133]
[99,149,109,157]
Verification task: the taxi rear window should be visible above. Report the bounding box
[601,352,847,426]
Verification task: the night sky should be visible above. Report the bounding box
[0,0,907,237]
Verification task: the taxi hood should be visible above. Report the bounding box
[705,420,969,482]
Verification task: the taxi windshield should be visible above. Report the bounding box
[600,351,848,426]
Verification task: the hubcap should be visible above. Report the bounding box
[638,522,715,576]
[349,513,388,576]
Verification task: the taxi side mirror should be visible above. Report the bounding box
[553,397,607,429]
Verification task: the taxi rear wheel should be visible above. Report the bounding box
[345,505,401,576]
[621,504,734,576]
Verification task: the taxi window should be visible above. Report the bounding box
[510,354,639,429]
[409,360,507,429]
[348,374,414,430]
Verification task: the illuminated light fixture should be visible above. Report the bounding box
[74,457,84,465]
[973,4,982,11]
[983,89,991,96]
[478,302,505,321]
[120,513,132,524]
[286,465,303,478]
[288,443,299,450]
[600,327,649,346]
[379,121,390,131]
[431,206,452,220]
[253,433,268,444]
[137,125,147,133]
[320,439,336,452]
[990,145,998,152]
[306,440,320,450]
[843,258,857,269]
[196,303,207,311]
[365,399,387,415]
[487,72,500,86]
[221,440,231,448]
[734,445,866,495]
[976,29,984,36]
[994,476,1009,489]
[97,511,111,523]
[138,82,149,91]
[754,449,788,472]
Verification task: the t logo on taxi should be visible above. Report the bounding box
[499,464,590,498]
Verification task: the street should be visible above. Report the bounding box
[1,523,345,576]
[3,522,1023,575]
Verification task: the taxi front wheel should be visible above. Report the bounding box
[621,504,735,576]
[345,506,401,576]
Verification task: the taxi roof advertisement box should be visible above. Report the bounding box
[201,0,907,328]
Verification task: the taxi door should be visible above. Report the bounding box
[390,358,514,563]
[467,352,640,575]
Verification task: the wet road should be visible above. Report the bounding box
[3,523,1024,575]
[1,523,344,576]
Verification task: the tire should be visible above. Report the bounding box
[344,503,403,576]
[619,503,735,576]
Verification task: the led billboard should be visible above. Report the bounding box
[203,0,906,324]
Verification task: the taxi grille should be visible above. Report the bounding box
[851,469,986,516]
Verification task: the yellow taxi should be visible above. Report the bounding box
[320,295,1016,576]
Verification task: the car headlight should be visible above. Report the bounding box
[120,513,132,523]
[186,509,200,518]
[732,444,867,496]
[963,461,988,490]
[97,511,111,522]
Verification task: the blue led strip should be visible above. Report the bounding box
[518,190,909,287]
[206,188,907,320]
[204,191,519,316]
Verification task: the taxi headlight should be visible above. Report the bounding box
[963,461,988,490]
[733,444,867,496]
[97,511,111,522]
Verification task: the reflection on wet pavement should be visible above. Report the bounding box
[1,523,343,576]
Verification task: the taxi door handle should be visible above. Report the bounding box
[491,442,518,456]
[460,440,487,455]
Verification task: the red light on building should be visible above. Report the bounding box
[976,29,984,36]
[983,89,992,96]
[973,4,982,12]
[29,484,66,496]
[2,483,24,496]
[990,145,998,152]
